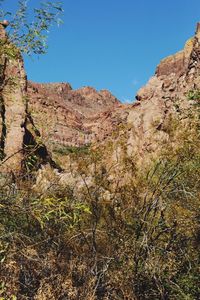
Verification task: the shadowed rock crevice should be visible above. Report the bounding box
[0,53,8,160]
[0,22,26,173]
[0,22,61,175]
[0,95,6,159]
[22,113,62,173]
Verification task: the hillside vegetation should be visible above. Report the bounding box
[0,105,200,299]
[0,14,200,300]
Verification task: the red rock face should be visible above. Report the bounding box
[0,24,27,173]
[26,22,200,164]
[27,82,123,147]
[124,23,200,158]
[1,23,200,174]
[27,23,200,158]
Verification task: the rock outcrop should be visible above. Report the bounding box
[0,24,57,175]
[27,23,200,162]
[122,23,200,157]
[0,23,26,173]
[1,22,200,174]
[27,82,123,147]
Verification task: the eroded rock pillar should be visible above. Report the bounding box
[0,22,27,174]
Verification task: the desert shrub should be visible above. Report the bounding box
[53,143,91,156]
[187,89,200,101]
[0,114,199,299]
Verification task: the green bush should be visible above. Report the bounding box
[53,144,91,155]
[187,89,200,101]
[0,116,199,299]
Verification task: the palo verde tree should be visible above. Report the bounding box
[0,0,63,56]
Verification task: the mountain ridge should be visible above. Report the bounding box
[0,19,200,300]
[1,22,200,174]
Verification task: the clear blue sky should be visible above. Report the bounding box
[5,0,200,102]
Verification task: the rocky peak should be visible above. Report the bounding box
[195,22,200,40]
[29,82,72,95]
[119,22,200,159]
[26,22,200,159]
[27,81,121,148]
[1,22,200,174]
[136,23,200,103]
[71,86,119,109]
[77,86,97,96]
[155,38,194,77]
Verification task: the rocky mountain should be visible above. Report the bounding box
[1,22,200,174]
[27,82,124,147]
[28,24,200,159]
[1,20,200,300]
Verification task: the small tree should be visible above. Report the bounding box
[0,0,63,56]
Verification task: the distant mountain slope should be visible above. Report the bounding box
[27,82,124,147]
[28,23,200,162]
[1,23,200,174]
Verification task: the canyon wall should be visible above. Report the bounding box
[1,23,200,174]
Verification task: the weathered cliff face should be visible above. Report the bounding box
[0,20,125,175]
[27,82,124,147]
[1,22,200,175]
[120,23,200,157]
[0,24,57,175]
[27,23,200,164]
[0,23,27,173]
[1,22,200,300]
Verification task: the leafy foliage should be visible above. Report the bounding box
[0,0,63,56]
[0,116,199,299]
[187,89,200,101]
[53,143,91,156]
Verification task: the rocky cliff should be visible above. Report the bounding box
[1,23,200,174]
[0,23,57,175]
[124,24,200,157]
[0,21,200,300]
[27,82,123,147]
[28,23,200,161]
[0,22,27,173]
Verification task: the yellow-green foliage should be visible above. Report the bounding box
[187,89,200,101]
[0,40,20,60]
[0,113,199,299]
[53,143,91,156]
